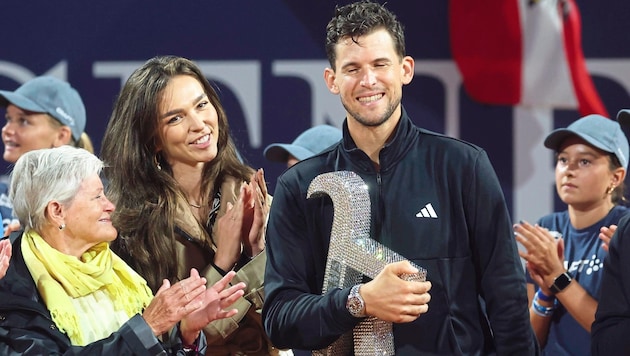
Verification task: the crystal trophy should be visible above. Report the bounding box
[307,171,427,356]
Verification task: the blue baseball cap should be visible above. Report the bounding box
[0,76,86,141]
[544,114,629,169]
[264,125,342,162]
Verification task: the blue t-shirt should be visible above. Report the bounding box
[528,205,630,355]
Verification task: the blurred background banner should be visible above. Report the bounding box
[1,0,629,223]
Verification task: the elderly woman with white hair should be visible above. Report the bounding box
[0,146,246,355]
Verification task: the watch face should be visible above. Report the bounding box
[347,285,366,317]
[348,297,363,314]
[551,272,572,293]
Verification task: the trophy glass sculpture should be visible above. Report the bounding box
[307,171,427,356]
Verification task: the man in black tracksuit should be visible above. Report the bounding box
[262,1,538,355]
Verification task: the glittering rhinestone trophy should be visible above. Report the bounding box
[307,171,427,356]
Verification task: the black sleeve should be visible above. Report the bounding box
[0,312,197,355]
[467,150,539,355]
[591,214,630,355]
[262,175,359,350]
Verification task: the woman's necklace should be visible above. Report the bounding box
[189,202,201,209]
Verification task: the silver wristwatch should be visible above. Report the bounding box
[346,284,366,317]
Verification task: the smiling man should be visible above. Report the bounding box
[262,1,538,355]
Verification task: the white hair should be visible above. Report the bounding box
[9,146,103,232]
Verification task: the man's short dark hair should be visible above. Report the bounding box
[325,0,406,69]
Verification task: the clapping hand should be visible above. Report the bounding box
[599,224,617,252]
[214,185,248,271]
[142,268,209,337]
[514,220,565,293]
[213,169,268,271]
[241,168,268,258]
[0,239,11,279]
[179,270,246,344]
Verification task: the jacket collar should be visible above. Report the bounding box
[340,106,418,173]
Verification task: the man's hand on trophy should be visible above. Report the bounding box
[361,260,432,323]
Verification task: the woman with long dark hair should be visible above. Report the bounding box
[101,56,275,355]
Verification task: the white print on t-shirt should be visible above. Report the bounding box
[564,255,603,275]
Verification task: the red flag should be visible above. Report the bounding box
[449,0,607,117]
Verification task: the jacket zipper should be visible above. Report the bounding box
[375,172,383,241]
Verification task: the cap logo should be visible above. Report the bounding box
[55,107,75,126]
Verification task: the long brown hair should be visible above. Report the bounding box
[101,55,252,291]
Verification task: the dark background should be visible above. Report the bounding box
[1,0,629,219]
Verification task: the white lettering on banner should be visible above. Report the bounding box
[0,61,68,85]
[93,62,146,87]
[587,60,630,101]
[4,58,629,223]
[413,60,555,222]
[196,61,261,147]
[272,60,346,128]
[93,61,262,147]
[513,107,555,223]
[91,60,468,152]
[274,60,463,136]
[413,61,462,138]
[0,61,35,83]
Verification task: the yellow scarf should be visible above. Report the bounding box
[21,230,154,345]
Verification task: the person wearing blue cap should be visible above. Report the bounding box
[591,110,630,354]
[264,125,342,168]
[514,113,630,355]
[0,76,94,236]
[0,76,93,162]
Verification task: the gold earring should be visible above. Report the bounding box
[154,154,162,171]
[606,185,616,195]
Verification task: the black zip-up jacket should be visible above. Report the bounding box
[592,213,630,355]
[262,109,538,355]
[0,232,204,355]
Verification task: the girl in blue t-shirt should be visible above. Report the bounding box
[514,114,630,355]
